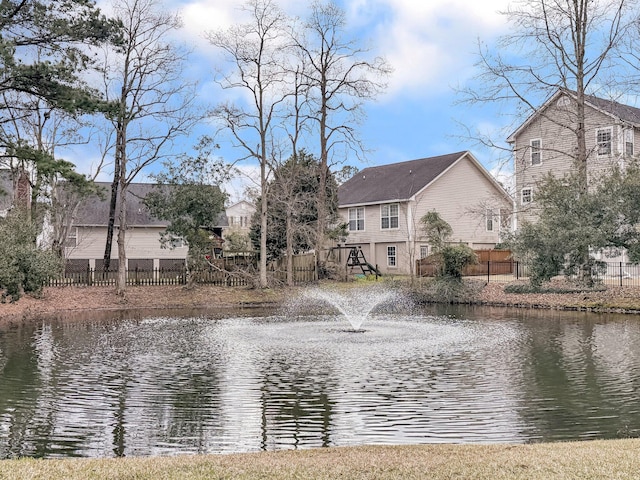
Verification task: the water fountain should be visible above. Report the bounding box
[300,284,400,331]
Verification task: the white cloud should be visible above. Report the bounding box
[176,0,512,101]
[346,0,511,99]
[180,0,242,46]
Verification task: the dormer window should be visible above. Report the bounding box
[530,139,541,165]
[597,127,612,156]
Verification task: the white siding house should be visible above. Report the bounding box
[337,151,513,275]
[65,183,191,271]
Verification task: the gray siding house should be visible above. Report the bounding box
[507,89,640,227]
[337,151,513,275]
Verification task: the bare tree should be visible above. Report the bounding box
[207,0,291,288]
[293,0,390,265]
[461,0,634,187]
[101,0,202,295]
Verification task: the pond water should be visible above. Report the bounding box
[1,303,640,458]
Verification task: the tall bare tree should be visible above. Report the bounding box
[293,0,390,264]
[462,0,634,187]
[207,0,291,288]
[101,0,201,294]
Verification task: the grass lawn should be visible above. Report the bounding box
[1,440,639,479]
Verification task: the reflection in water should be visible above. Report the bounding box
[0,306,639,458]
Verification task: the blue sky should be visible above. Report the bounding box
[83,0,516,201]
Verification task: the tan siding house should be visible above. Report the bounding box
[508,90,640,226]
[65,183,192,270]
[337,151,513,275]
[224,200,255,238]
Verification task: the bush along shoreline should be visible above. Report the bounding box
[406,278,640,314]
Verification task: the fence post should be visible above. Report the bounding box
[516,261,519,280]
[487,260,490,283]
[620,261,623,287]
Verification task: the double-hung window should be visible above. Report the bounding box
[381,203,399,229]
[597,127,612,156]
[486,209,496,232]
[348,207,365,231]
[530,139,541,165]
[625,128,634,157]
[521,187,533,204]
[66,229,77,248]
[387,246,397,267]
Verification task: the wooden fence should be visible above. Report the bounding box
[268,252,317,283]
[416,249,515,277]
[48,253,317,287]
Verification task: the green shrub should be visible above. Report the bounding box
[440,244,478,279]
[0,210,62,301]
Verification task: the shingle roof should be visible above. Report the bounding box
[73,182,229,228]
[73,182,168,227]
[507,89,640,143]
[586,93,640,124]
[338,151,465,207]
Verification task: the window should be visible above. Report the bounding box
[169,236,184,248]
[420,245,429,259]
[625,128,634,157]
[387,246,397,267]
[348,207,365,231]
[530,139,541,165]
[381,203,399,229]
[521,187,532,204]
[597,127,612,156]
[66,229,77,248]
[486,209,496,232]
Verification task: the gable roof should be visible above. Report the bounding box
[585,93,640,125]
[73,182,167,227]
[73,182,228,227]
[338,151,509,207]
[506,89,640,143]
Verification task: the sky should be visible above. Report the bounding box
[83,0,517,202]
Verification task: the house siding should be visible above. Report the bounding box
[514,95,632,225]
[67,226,188,263]
[414,157,508,246]
[339,153,511,275]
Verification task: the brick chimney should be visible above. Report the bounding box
[15,169,31,210]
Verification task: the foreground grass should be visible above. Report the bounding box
[2,441,639,480]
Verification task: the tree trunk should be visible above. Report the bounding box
[116,180,127,295]
[104,118,124,272]
[286,209,294,287]
[316,101,328,270]
[259,154,268,288]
